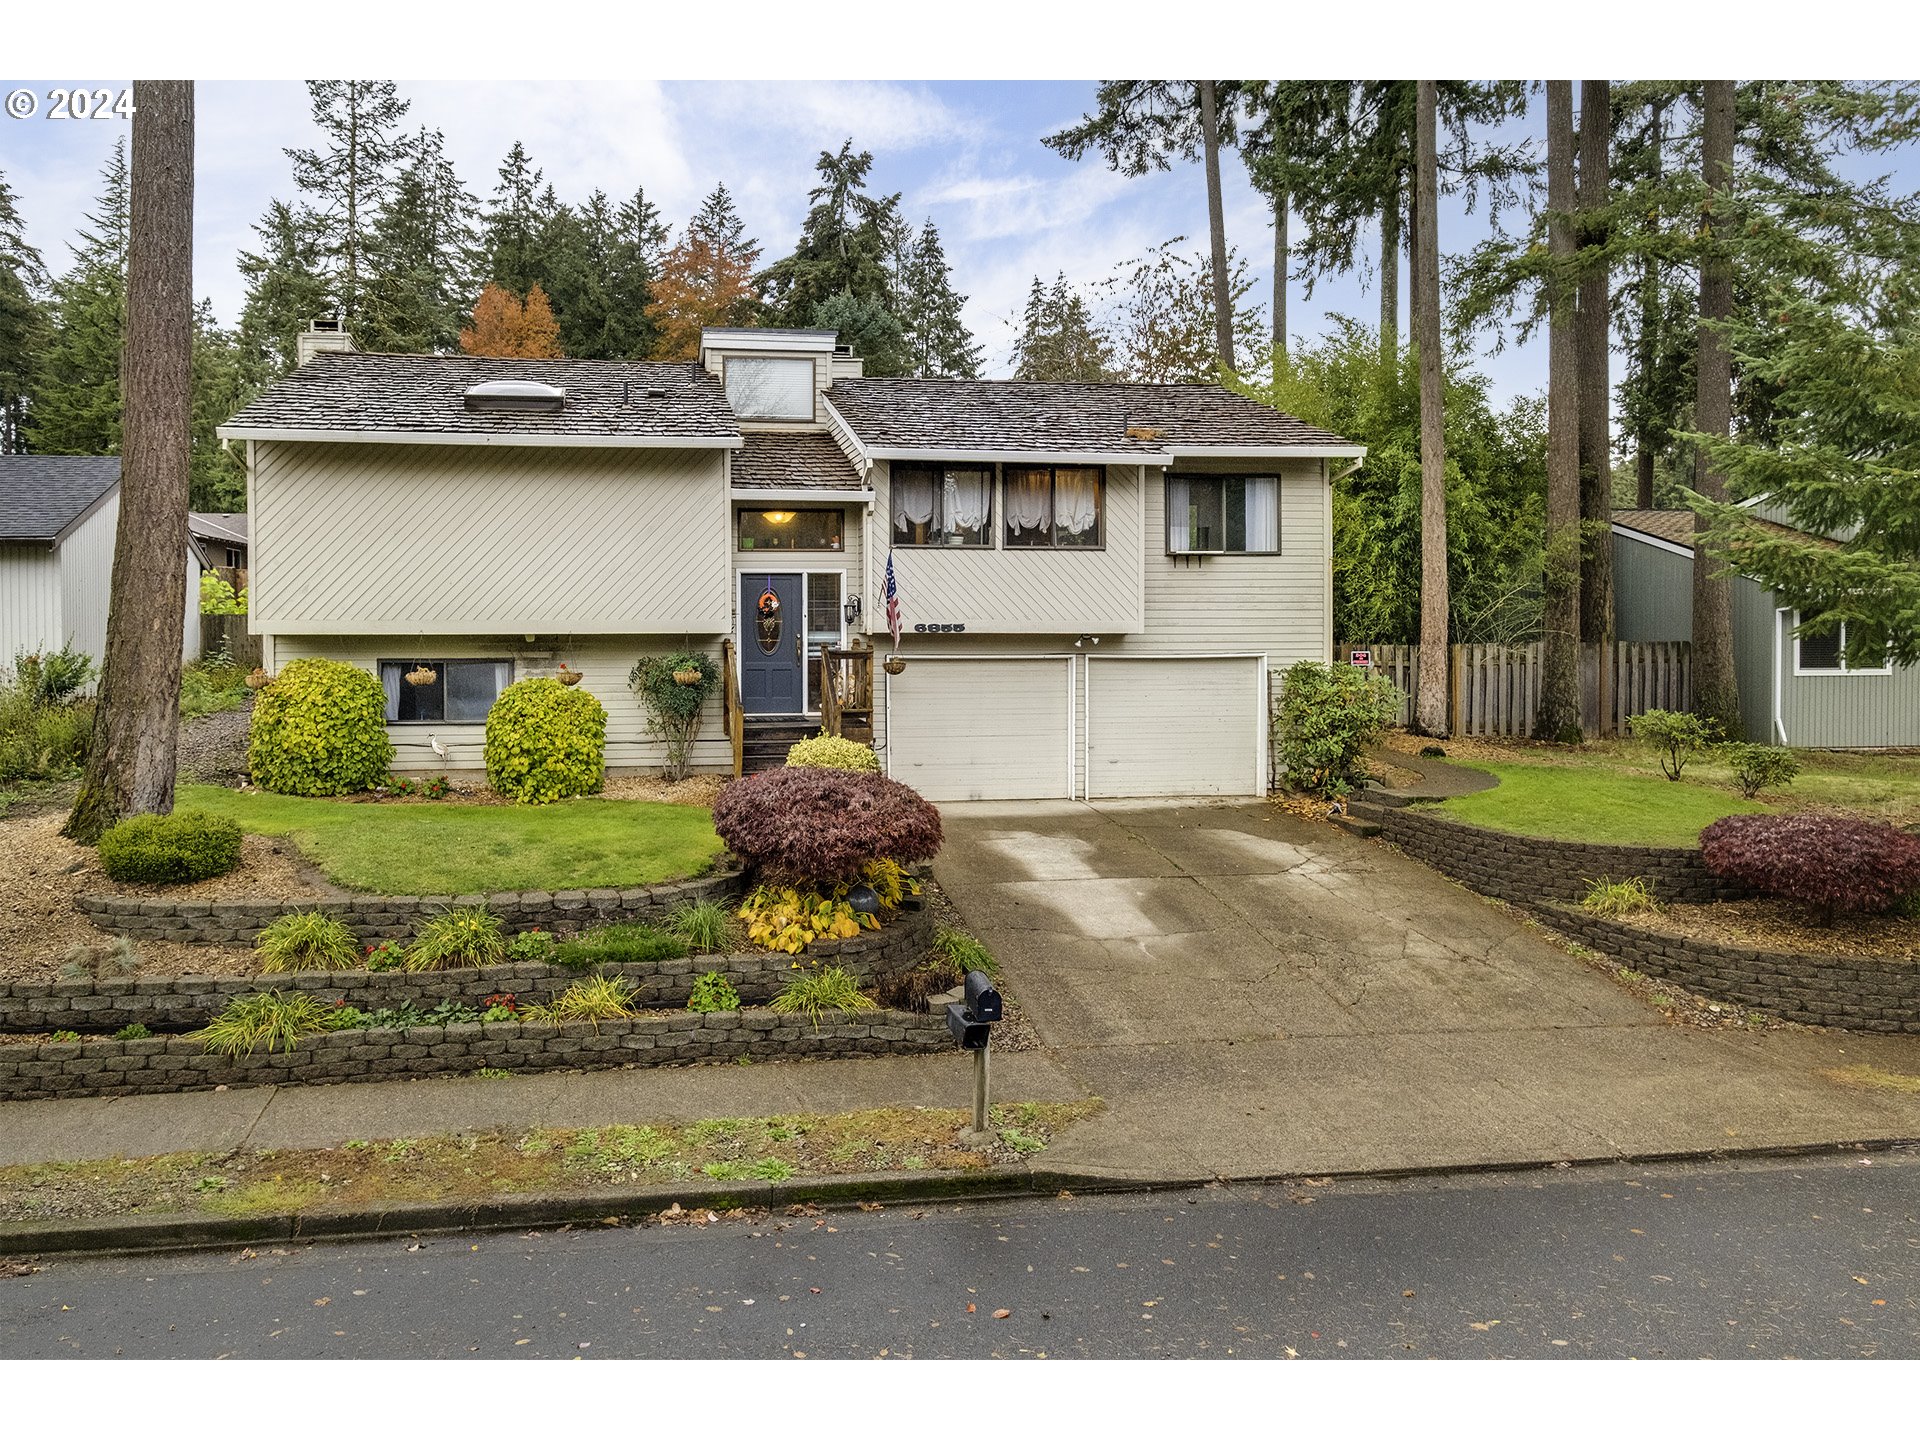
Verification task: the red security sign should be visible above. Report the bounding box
[1348,649,1372,667]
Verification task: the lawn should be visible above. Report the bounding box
[180,785,726,894]
[1431,761,1770,847]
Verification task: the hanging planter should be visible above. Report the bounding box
[556,664,584,686]
[883,656,907,676]
[405,664,438,687]
[244,667,273,690]
[673,666,704,686]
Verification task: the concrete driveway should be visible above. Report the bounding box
[936,799,1920,1182]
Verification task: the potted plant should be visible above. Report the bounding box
[405,663,438,687]
[556,663,584,686]
[883,655,907,675]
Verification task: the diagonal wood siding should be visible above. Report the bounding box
[251,441,729,634]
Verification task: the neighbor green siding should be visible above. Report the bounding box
[1611,532,1693,643]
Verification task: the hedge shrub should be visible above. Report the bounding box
[712,767,942,884]
[248,658,394,796]
[1722,743,1800,799]
[1700,813,1920,924]
[1274,660,1401,798]
[96,810,244,884]
[484,677,606,804]
[785,733,880,772]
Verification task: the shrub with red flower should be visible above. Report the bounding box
[1699,813,1920,924]
[711,767,942,884]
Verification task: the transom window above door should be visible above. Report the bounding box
[738,509,843,551]
[891,463,994,546]
[1005,465,1104,549]
[724,357,815,421]
[1166,475,1280,554]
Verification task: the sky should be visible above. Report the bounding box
[3,75,1915,408]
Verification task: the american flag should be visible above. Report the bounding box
[883,552,902,646]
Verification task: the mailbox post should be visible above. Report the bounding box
[945,970,1002,1134]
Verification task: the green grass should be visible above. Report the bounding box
[1431,761,1768,846]
[178,784,725,895]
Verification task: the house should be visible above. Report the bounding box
[0,454,205,670]
[217,325,1364,800]
[1612,504,1920,748]
[189,511,250,576]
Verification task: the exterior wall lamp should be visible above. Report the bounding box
[844,595,863,625]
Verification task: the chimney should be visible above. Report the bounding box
[296,316,356,366]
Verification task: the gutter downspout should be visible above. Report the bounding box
[1773,607,1791,745]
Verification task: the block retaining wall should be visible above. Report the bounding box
[0,904,933,1035]
[1541,906,1920,1034]
[1346,801,1748,906]
[0,1007,951,1102]
[74,861,748,948]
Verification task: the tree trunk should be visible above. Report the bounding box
[1198,80,1235,369]
[1536,81,1583,743]
[1271,186,1288,361]
[1577,80,1614,647]
[1691,79,1742,736]
[1634,96,1665,510]
[1412,81,1450,738]
[63,81,195,844]
[1379,186,1400,361]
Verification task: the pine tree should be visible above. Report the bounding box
[0,164,49,454]
[283,80,414,327]
[1010,274,1116,382]
[646,185,762,360]
[759,140,903,328]
[236,198,331,382]
[483,141,548,296]
[1535,81,1583,742]
[1413,79,1450,738]
[895,219,980,378]
[28,140,129,456]
[189,301,248,511]
[360,128,478,354]
[604,185,669,358]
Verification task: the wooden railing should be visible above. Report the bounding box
[720,637,743,777]
[819,645,875,742]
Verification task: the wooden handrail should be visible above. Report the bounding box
[819,646,874,738]
[720,637,743,777]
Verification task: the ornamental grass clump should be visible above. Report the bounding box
[527,974,642,1027]
[196,990,344,1056]
[248,658,394,795]
[1579,876,1660,919]
[255,909,361,972]
[712,768,942,885]
[665,898,733,953]
[770,965,876,1029]
[96,810,243,885]
[407,905,508,970]
[484,677,607,804]
[1700,813,1920,925]
[1274,660,1401,798]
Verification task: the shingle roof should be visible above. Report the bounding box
[221,352,741,442]
[1613,509,1698,547]
[731,433,865,491]
[0,455,120,543]
[189,512,249,545]
[824,378,1354,455]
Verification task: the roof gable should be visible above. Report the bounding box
[0,455,120,543]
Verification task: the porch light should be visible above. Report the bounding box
[843,595,862,625]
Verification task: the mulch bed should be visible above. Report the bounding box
[1624,897,1920,963]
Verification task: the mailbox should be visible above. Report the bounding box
[964,970,1002,1024]
[946,1001,991,1050]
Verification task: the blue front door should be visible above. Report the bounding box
[740,573,807,715]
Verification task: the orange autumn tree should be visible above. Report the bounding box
[459,282,565,358]
[647,184,762,360]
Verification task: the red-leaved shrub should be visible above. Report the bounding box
[1699,813,1920,923]
[711,767,943,884]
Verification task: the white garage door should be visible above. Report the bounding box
[1086,656,1265,798]
[885,657,1073,801]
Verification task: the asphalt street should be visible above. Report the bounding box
[3,1152,1917,1359]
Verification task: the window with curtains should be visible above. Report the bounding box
[1164,475,1280,554]
[1004,465,1105,549]
[378,659,512,723]
[891,463,994,546]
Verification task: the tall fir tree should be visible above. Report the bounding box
[1010,274,1116,382]
[189,300,248,511]
[483,141,548,296]
[28,139,129,456]
[758,140,905,355]
[0,164,49,453]
[895,219,981,378]
[360,127,478,354]
[646,184,762,360]
[283,80,414,327]
[235,198,331,383]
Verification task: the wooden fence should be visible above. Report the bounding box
[198,613,262,672]
[1339,640,1692,739]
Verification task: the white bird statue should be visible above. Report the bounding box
[429,733,448,762]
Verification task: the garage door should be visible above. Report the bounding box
[1086,656,1265,798]
[885,657,1073,801]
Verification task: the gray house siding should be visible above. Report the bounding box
[1611,531,1693,644]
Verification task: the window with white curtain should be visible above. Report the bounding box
[378,659,513,723]
[1165,475,1280,554]
[1004,465,1105,549]
[891,463,994,546]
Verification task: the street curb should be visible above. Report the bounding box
[4,1138,1915,1261]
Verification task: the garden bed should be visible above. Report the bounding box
[1614,897,1920,964]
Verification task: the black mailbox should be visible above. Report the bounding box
[964,970,1002,1024]
[946,1001,991,1050]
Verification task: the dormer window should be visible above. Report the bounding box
[463,380,565,414]
[725,357,814,421]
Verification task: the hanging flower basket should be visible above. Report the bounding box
[556,664,584,686]
[405,664,438,687]
[244,667,273,690]
[883,656,907,676]
[673,666,704,686]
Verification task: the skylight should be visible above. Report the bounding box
[463,380,566,414]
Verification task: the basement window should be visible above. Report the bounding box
[379,659,513,723]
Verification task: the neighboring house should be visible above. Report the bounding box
[1612,505,1920,748]
[0,454,204,670]
[189,511,250,575]
[218,325,1363,799]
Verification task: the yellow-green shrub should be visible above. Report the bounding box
[785,733,880,772]
[97,810,243,884]
[248,658,394,796]
[484,677,606,804]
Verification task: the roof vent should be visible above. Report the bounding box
[463,380,566,414]
[646,387,667,400]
